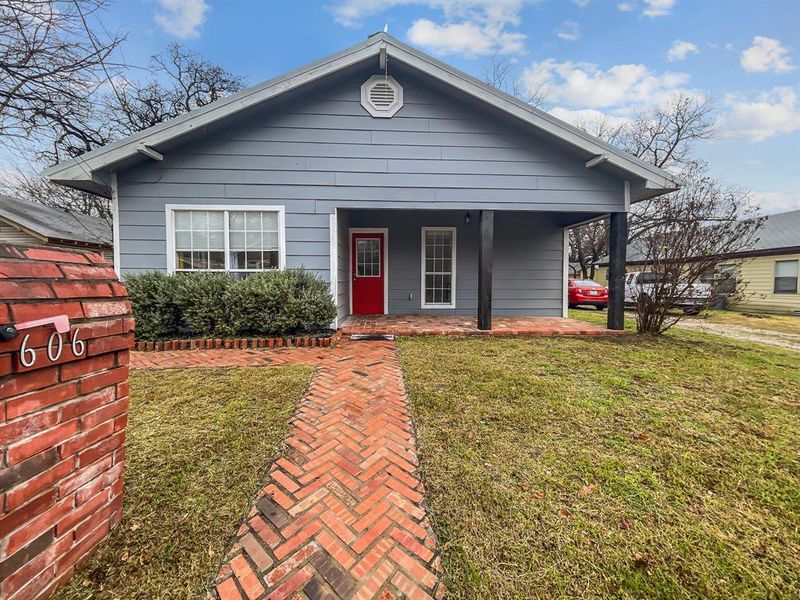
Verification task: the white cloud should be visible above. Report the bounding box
[616,2,635,11]
[154,0,208,38]
[717,87,800,142]
[407,19,525,56]
[548,107,630,130]
[740,36,795,73]
[522,59,691,111]
[642,0,676,17]
[572,0,590,7]
[667,40,698,62]
[330,1,528,55]
[750,191,800,214]
[556,20,581,42]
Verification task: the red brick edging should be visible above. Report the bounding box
[134,332,340,352]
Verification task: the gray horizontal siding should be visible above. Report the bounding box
[115,59,622,283]
[343,209,564,316]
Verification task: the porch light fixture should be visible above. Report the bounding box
[464,212,472,225]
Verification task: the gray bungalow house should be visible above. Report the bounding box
[44,33,680,330]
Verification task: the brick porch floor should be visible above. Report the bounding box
[133,341,444,599]
[341,314,621,337]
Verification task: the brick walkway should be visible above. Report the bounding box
[134,341,443,599]
[341,314,620,337]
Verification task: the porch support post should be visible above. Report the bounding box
[478,210,494,330]
[607,211,628,330]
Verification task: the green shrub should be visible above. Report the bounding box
[124,272,181,341]
[126,269,335,340]
[233,269,336,335]
[173,272,238,337]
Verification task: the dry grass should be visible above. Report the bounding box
[53,365,313,600]
[399,331,800,599]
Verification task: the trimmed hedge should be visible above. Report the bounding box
[126,269,336,341]
[123,271,181,341]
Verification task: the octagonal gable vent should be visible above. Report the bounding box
[361,75,403,118]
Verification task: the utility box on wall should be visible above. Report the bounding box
[0,244,133,600]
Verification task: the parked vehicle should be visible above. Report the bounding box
[624,271,712,314]
[568,279,608,310]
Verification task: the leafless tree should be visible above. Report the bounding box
[2,40,245,220]
[111,43,246,136]
[0,0,125,144]
[632,166,763,334]
[483,54,547,108]
[569,220,608,279]
[569,93,717,278]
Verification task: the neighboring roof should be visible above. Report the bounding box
[0,195,112,247]
[754,209,800,251]
[594,209,800,266]
[43,33,681,201]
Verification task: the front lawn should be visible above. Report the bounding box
[399,332,800,599]
[54,366,313,600]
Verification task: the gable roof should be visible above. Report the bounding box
[43,33,681,200]
[0,195,112,247]
[594,208,800,266]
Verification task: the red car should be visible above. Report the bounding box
[568,279,608,310]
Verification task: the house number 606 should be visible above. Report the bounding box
[19,329,85,368]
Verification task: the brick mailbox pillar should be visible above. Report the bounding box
[0,244,133,599]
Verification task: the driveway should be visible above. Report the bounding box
[673,319,800,352]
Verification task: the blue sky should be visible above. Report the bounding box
[58,1,800,213]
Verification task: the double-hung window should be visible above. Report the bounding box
[774,259,798,294]
[421,227,456,308]
[168,205,285,276]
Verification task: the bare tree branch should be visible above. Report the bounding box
[483,54,547,108]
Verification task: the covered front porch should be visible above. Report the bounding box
[333,207,628,331]
[340,314,624,336]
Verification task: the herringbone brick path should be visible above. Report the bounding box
[191,339,445,600]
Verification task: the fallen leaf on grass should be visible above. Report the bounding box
[579,484,597,496]
[558,508,572,518]
[633,551,648,568]
[519,482,530,492]
[619,517,633,530]
[532,491,545,500]
[631,432,651,442]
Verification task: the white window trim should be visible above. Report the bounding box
[774,258,799,295]
[165,204,286,274]
[421,226,457,310]
[348,228,389,315]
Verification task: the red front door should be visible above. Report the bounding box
[352,232,385,314]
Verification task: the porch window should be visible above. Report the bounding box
[421,227,456,308]
[169,206,285,275]
[774,259,798,294]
